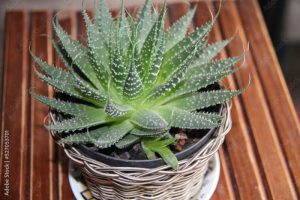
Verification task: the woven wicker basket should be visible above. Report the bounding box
[51,102,232,200]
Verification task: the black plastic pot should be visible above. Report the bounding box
[77,124,220,168]
[66,83,223,168]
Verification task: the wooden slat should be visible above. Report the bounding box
[237,0,300,195]
[217,2,298,199]
[211,148,236,200]
[55,11,77,200]
[30,11,56,200]
[0,11,29,200]
[194,2,268,199]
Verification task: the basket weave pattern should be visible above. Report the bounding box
[55,102,232,200]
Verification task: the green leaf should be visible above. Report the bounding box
[123,60,144,99]
[199,112,223,124]
[33,67,81,99]
[71,71,106,103]
[104,98,131,118]
[165,89,244,111]
[141,1,166,85]
[53,17,100,88]
[108,22,118,65]
[115,134,140,149]
[143,137,176,148]
[60,120,134,148]
[147,40,203,101]
[161,54,244,103]
[144,39,164,86]
[160,13,217,80]
[82,6,109,88]
[131,128,166,137]
[156,107,219,129]
[59,132,94,144]
[141,140,156,160]
[131,109,169,130]
[185,54,244,78]
[33,66,102,106]
[142,137,178,170]
[31,52,73,81]
[164,6,196,52]
[132,49,144,79]
[90,121,134,148]
[191,36,235,67]
[51,39,73,69]
[94,0,113,43]
[167,69,239,101]
[111,47,128,92]
[134,0,152,49]
[158,38,205,84]
[47,109,110,132]
[117,0,131,53]
[30,93,99,116]
[156,147,178,170]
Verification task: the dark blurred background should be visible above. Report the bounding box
[0,0,299,117]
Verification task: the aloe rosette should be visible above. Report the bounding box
[31,0,245,169]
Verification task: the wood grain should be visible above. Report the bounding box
[237,0,300,196]
[217,1,298,199]
[30,11,56,200]
[0,11,29,200]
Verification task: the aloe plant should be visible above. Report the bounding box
[31,0,245,170]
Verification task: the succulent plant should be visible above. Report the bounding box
[31,0,245,170]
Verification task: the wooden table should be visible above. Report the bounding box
[1,0,300,199]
